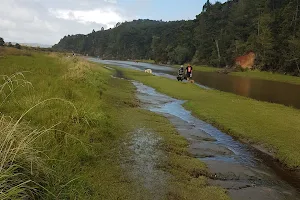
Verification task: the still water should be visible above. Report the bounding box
[191,71,300,109]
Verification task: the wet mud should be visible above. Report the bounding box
[125,128,169,200]
[132,81,300,200]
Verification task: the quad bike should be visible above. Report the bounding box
[177,73,194,83]
[177,74,185,81]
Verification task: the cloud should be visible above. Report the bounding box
[104,0,118,4]
[0,0,133,45]
[49,8,125,28]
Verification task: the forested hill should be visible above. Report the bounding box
[53,0,300,74]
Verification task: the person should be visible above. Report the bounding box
[186,64,193,81]
[177,65,184,81]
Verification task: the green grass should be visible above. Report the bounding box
[0,51,139,199]
[136,59,156,64]
[122,69,300,169]
[134,58,300,85]
[231,70,300,85]
[116,103,229,200]
[188,65,220,72]
[134,59,220,72]
[0,49,229,199]
[171,64,220,72]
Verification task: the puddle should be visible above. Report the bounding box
[132,81,300,200]
[133,82,252,165]
[126,128,168,200]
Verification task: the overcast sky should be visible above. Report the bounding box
[0,0,225,46]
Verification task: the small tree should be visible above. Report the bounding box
[8,42,13,47]
[0,37,4,46]
[15,43,21,49]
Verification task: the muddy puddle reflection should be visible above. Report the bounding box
[132,81,300,200]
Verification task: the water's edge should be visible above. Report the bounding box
[131,80,300,199]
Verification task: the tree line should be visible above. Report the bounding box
[53,0,300,75]
[0,38,21,49]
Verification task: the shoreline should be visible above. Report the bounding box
[131,58,300,85]
[120,68,300,170]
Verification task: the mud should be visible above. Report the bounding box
[132,81,300,200]
[125,128,169,200]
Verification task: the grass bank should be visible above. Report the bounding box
[181,64,300,85]
[117,104,228,200]
[182,63,300,85]
[0,48,228,199]
[0,49,139,199]
[136,59,156,64]
[134,59,300,85]
[121,69,300,169]
[173,64,220,72]
[231,70,300,85]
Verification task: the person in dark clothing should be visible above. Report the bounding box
[177,65,184,81]
[186,64,193,81]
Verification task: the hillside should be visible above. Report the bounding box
[53,0,300,75]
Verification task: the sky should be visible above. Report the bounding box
[0,0,226,46]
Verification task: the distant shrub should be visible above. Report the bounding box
[15,43,21,49]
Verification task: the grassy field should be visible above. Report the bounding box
[231,70,300,85]
[136,59,156,64]
[172,65,220,72]
[0,48,228,199]
[134,59,300,84]
[122,69,300,169]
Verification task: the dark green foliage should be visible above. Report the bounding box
[53,0,300,75]
[0,37,4,46]
[15,43,21,49]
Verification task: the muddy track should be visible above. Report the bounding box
[106,66,300,199]
[125,128,169,200]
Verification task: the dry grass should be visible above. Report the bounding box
[0,55,83,199]
[0,51,137,199]
[62,58,92,80]
[0,47,32,57]
[0,73,47,199]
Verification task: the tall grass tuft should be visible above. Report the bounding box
[0,115,47,199]
[0,71,81,199]
[0,72,47,199]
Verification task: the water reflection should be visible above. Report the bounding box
[191,71,300,108]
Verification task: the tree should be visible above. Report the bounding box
[173,46,190,64]
[15,43,21,49]
[8,42,13,47]
[0,37,4,46]
[52,1,300,74]
[203,0,212,12]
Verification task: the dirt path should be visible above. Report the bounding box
[132,81,300,200]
